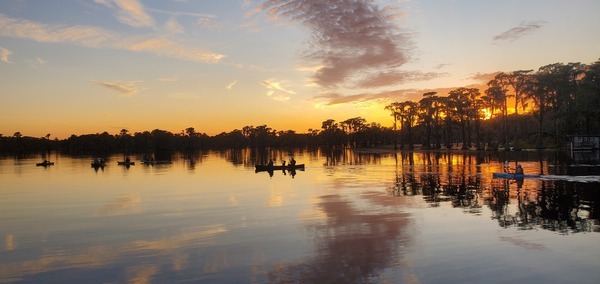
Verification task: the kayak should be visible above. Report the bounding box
[255,164,305,172]
[492,172,540,179]
[117,161,135,166]
[36,161,54,166]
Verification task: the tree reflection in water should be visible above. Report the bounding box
[386,151,600,234]
[215,148,600,235]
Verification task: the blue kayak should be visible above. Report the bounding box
[492,172,540,179]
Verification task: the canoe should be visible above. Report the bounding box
[255,164,305,172]
[36,161,54,166]
[117,161,135,166]
[91,162,106,167]
[492,172,540,179]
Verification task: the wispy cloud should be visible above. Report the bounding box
[269,93,290,101]
[314,89,410,106]
[93,80,144,97]
[258,0,412,89]
[197,16,224,30]
[0,46,13,63]
[94,0,154,28]
[469,72,500,83]
[493,20,545,42]
[131,38,224,62]
[146,7,222,31]
[30,57,47,68]
[434,63,451,70]
[261,80,296,94]
[164,18,184,33]
[226,80,238,90]
[314,83,485,106]
[262,79,295,101]
[0,14,224,63]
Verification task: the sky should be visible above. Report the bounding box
[1,0,599,139]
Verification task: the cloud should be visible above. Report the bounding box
[313,83,486,107]
[94,0,154,28]
[434,63,451,70]
[469,72,501,83]
[0,14,224,63]
[262,79,294,101]
[164,18,184,33]
[261,80,296,94]
[127,38,224,62]
[226,80,238,90]
[493,20,545,42]
[145,7,222,31]
[258,0,412,89]
[93,80,144,97]
[197,16,224,30]
[0,46,13,63]
[355,70,445,88]
[30,57,47,68]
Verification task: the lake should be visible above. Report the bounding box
[1,149,599,283]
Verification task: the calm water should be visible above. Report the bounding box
[1,149,599,283]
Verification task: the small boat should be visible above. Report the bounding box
[117,161,135,166]
[492,172,540,179]
[255,164,305,172]
[36,161,54,166]
[91,160,106,167]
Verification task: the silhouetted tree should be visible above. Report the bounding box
[385,102,402,149]
[418,92,438,149]
[507,70,534,114]
[486,77,509,145]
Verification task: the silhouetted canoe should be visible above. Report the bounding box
[255,164,305,172]
[36,161,54,166]
[117,161,135,166]
[91,161,106,167]
[492,172,540,179]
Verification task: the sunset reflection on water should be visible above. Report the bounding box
[0,149,599,283]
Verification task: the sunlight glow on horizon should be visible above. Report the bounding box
[0,0,598,139]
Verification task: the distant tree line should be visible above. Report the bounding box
[0,123,394,155]
[1,59,599,154]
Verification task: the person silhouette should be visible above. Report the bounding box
[515,164,524,174]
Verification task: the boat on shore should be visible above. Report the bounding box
[255,164,305,172]
[36,161,54,166]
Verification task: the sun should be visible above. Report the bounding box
[481,108,493,120]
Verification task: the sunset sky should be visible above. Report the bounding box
[1,0,599,138]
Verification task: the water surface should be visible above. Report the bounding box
[1,149,599,283]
